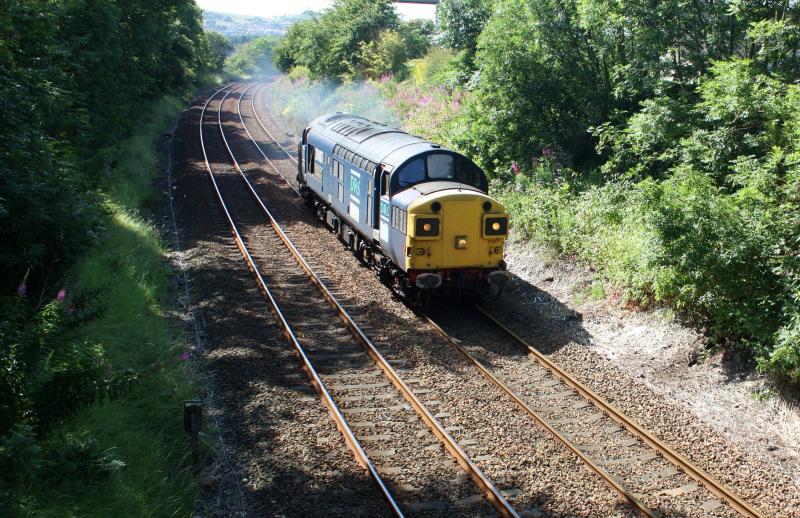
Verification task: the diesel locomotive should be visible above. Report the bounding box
[297,113,510,301]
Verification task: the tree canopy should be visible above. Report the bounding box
[0,0,217,302]
[272,0,432,80]
[226,35,281,77]
[436,0,494,67]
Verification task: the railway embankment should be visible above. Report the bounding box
[502,239,800,482]
[3,97,202,516]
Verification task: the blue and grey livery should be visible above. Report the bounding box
[297,113,510,301]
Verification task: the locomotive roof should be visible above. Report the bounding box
[307,113,452,170]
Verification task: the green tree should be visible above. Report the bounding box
[205,31,233,71]
[274,18,326,73]
[468,0,609,168]
[437,0,494,64]
[575,0,800,101]
[273,0,399,80]
[227,35,281,77]
[358,29,408,79]
[401,19,435,60]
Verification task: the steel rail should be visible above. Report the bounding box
[223,82,520,518]
[419,313,655,516]
[199,83,404,517]
[236,82,301,196]
[240,80,765,518]
[248,81,298,165]
[473,306,764,518]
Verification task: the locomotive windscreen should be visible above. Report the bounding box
[395,153,487,192]
[427,154,454,179]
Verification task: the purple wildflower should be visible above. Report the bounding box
[16,281,27,297]
[379,73,393,84]
[56,288,66,302]
[179,351,190,362]
[542,147,554,157]
[510,161,521,174]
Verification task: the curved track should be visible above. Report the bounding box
[200,83,521,517]
[232,79,766,518]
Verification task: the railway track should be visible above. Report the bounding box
[425,306,764,517]
[230,80,768,518]
[200,83,524,516]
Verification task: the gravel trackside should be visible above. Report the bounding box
[168,91,391,517]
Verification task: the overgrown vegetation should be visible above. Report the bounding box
[1,0,219,513]
[225,35,281,77]
[2,95,200,516]
[272,0,800,384]
[271,0,433,81]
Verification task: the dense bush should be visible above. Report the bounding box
[1,0,215,298]
[493,58,800,381]
[408,47,461,88]
[358,29,414,80]
[0,293,106,441]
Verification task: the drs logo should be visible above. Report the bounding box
[350,175,360,196]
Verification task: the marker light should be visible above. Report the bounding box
[415,217,439,237]
[484,216,508,236]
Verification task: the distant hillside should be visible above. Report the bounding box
[203,10,316,36]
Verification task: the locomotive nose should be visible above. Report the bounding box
[405,190,508,272]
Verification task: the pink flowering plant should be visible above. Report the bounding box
[1,287,108,438]
[385,82,468,149]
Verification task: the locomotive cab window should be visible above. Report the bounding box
[313,148,325,179]
[381,170,390,196]
[397,158,425,187]
[307,146,315,176]
[456,157,484,188]
[427,154,454,179]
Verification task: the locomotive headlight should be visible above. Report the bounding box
[414,217,440,238]
[483,215,508,237]
[455,236,468,249]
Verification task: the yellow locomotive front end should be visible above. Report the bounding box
[404,190,509,293]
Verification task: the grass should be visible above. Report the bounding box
[18,96,199,517]
[571,281,606,306]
